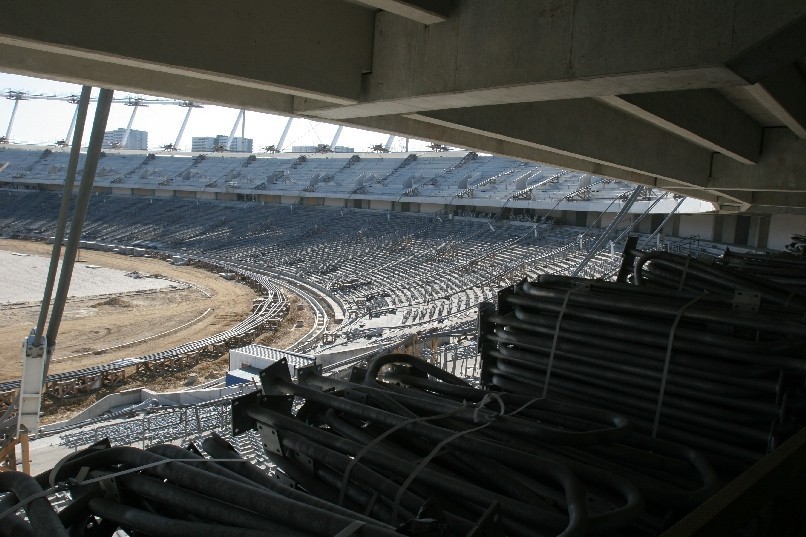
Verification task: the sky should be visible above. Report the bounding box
[0,72,438,153]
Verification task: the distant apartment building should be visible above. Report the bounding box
[192,135,253,153]
[291,145,355,153]
[102,128,148,150]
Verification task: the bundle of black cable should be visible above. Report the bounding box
[227,354,720,537]
[628,248,806,310]
[479,275,806,476]
[0,438,404,537]
[719,248,806,290]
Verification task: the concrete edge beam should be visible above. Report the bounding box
[0,43,297,114]
[299,67,744,120]
[728,13,806,83]
[0,0,376,104]
[743,65,806,138]
[351,0,449,24]
[710,128,806,192]
[598,90,762,165]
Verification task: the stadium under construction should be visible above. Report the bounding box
[1,1,806,536]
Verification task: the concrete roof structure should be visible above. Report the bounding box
[1,1,805,212]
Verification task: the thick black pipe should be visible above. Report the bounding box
[313,463,417,527]
[490,355,771,445]
[487,328,781,419]
[364,352,472,387]
[381,371,630,434]
[520,280,806,338]
[245,403,581,535]
[263,376,590,537]
[494,314,776,402]
[363,355,633,434]
[633,250,806,309]
[505,308,779,390]
[87,497,281,537]
[117,472,309,535]
[275,430,464,529]
[489,373,763,464]
[152,442,386,528]
[306,370,632,446]
[278,426,561,537]
[265,449,363,512]
[504,294,806,369]
[58,483,101,529]
[0,513,34,537]
[490,342,776,434]
[48,446,399,537]
[0,471,68,537]
[322,408,558,514]
[321,408,421,462]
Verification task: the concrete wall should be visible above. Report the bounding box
[677,214,715,240]
[324,197,345,208]
[197,191,216,200]
[280,195,298,204]
[419,203,444,214]
[768,214,806,250]
[111,187,132,196]
[155,189,173,198]
[132,188,154,197]
[370,199,393,211]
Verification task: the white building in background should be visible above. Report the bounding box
[102,128,148,150]
[191,137,217,152]
[192,135,253,153]
[291,145,355,153]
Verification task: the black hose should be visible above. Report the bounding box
[0,471,68,537]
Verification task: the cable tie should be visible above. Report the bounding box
[652,293,706,438]
[543,284,589,397]
[677,256,692,291]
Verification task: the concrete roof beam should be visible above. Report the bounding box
[412,99,713,190]
[709,128,806,197]
[0,0,376,104]
[350,0,449,25]
[743,65,806,139]
[598,90,762,165]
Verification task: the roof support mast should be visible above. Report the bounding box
[121,97,145,148]
[225,109,245,151]
[330,125,344,149]
[174,101,200,150]
[277,117,293,151]
[64,96,81,146]
[4,91,26,141]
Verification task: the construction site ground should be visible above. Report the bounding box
[0,239,315,423]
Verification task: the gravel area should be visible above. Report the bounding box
[0,248,176,305]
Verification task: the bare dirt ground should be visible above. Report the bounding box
[40,286,314,424]
[0,239,257,381]
[0,240,318,424]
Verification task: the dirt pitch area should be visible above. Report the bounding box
[0,240,321,424]
[0,239,258,381]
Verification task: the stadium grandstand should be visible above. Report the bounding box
[1,1,806,531]
[0,143,777,411]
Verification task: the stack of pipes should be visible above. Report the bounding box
[479,275,806,475]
